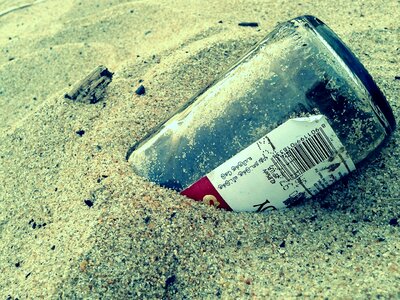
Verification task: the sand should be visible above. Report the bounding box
[0,0,399,298]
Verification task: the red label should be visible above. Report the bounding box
[180,176,232,211]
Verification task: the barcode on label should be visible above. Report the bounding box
[271,128,336,180]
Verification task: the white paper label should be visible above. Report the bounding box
[207,115,356,212]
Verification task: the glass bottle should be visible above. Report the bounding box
[126,15,396,212]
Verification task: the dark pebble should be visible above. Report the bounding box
[237,240,242,247]
[394,76,400,80]
[238,22,259,27]
[51,245,56,250]
[389,218,398,226]
[29,219,47,229]
[165,275,176,287]
[76,130,85,137]
[84,200,94,207]
[25,272,31,279]
[218,20,223,23]
[135,85,146,95]
[8,57,15,61]
[169,212,176,221]
[144,216,151,224]
[377,237,386,242]
[15,262,21,268]
[279,241,286,248]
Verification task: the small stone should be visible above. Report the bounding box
[76,130,85,137]
[238,22,259,27]
[279,241,286,248]
[395,76,400,80]
[165,275,176,287]
[84,200,94,207]
[144,216,151,224]
[135,85,146,95]
[79,260,88,272]
[169,212,176,221]
[15,262,21,268]
[389,218,398,226]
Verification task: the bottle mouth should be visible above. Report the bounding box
[297,15,396,135]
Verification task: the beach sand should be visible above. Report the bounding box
[0,0,399,298]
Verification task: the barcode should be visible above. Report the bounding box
[271,128,336,180]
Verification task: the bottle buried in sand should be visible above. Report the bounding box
[126,15,396,212]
